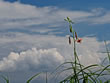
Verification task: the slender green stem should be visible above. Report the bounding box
[46,72,48,83]
[104,41,110,64]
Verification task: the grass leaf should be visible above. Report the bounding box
[1,75,9,83]
[26,72,41,83]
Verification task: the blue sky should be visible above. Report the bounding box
[4,0,110,9]
[1,0,110,41]
[0,0,110,83]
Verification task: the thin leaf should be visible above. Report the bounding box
[26,72,41,83]
[1,75,9,83]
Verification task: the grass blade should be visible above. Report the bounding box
[26,72,41,83]
[1,75,9,83]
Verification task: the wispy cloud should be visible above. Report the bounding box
[0,0,110,36]
[0,1,93,32]
[91,11,110,24]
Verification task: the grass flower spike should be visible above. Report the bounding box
[76,38,82,43]
[69,36,71,44]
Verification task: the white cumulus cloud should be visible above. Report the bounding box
[0,48,64,71]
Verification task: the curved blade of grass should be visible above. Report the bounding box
[1,75,9,83]
[51,61,84,83]
[77,64,99,75]
[93,68,110,76]
[100,64,110,73]
[96,65,110,78]
[58,63,98,83]
[104,41,110,64]
[101,57,107,65]
[26,72,41,83]
[51,61,83,75]
[61,64,99,83]
[79,71,99,83]
[104,80,110,83]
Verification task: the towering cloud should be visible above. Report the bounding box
[0,48,64,71]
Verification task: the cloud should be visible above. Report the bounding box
[0,0,94,33]
[91,12,110,24]
[84,8,110,24]
[0,32,109,83]
[0,1,110,83]
[0,0,110,37]
[0,48,64,71]
[0,32,109,72]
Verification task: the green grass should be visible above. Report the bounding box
[57,17,110,83]
[26,72,41,83]
[1,75,9,83]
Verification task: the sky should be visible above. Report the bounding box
[0,0,110,83]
